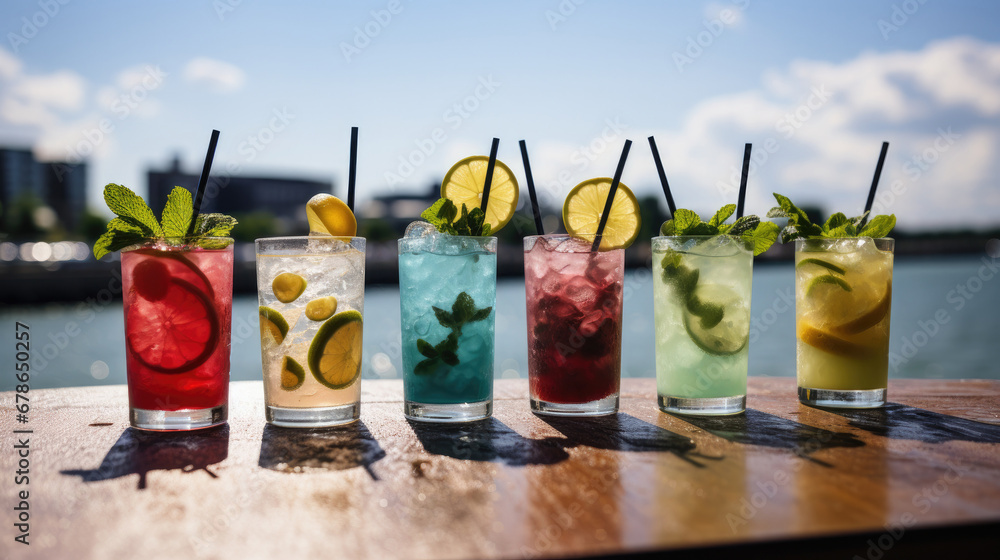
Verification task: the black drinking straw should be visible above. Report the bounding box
[647,136,676,219]
[480,138,500,230]
[519,140,545,235]
[861,141,889,228]
[348,126,358,213]
[185,129,220,238]
[736,143,752,219]
[591,139,633,252]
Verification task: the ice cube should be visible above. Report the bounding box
[563,276,598,306]
[405,221,437,238]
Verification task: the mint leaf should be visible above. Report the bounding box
[104,183,162,237]
[452,291,475,323]
[432,307,456,330]
[161,187,193,238]
[480,222,492,236]
[823,222,856,238]
[673,209,700,233]
[770,193,822,241]
[414,358,439,376]
[417,339,438,359]
[420,199,451,230]
[660,219,675,236]
[859,214,896,238]
[728,215,759,237]
[440,351,460,366]
[823,212,849,232]
[471,307,492,322]
[193,213,237,237]
[709,204,736,227]
[93,230,147,260]
[743,221,780,256]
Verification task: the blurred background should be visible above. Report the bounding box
[1,0,998,389]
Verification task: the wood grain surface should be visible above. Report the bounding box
[2,378,999,559]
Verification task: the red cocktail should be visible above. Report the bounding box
[121,239,233,429]
[524,234,624,415]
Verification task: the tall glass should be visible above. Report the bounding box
[256,236,365,427]
[652,236,753,415]
[121,238,233,430]
[524,234,624,416]
[399,234,497,422]
[795,237,893,408]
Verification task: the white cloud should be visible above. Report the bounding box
[530,37,1000,230]
[183,57,246,93]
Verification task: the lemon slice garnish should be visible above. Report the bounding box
[307,193,357,236]
[562,178,641,251]
[441,155,519,234]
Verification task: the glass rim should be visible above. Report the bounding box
[123,237,234,251]
[256,235,365,242]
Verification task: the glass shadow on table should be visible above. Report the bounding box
[537,413,715,468]
[258,421,386,479]
[407,417,571,467]
[674,408,864,467]
[825,402,1000,444]
[61,425,229,490]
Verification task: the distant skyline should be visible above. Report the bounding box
[1,0,999,231]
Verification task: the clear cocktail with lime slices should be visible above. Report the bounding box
[653,205,777,415]
[256,194,365,427]
[794,238,893,406]
[770,193,896,408]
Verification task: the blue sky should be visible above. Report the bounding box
[1,0,999,230]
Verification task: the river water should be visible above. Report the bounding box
[2,253,998,392]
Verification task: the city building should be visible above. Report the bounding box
[0,147,87,231]
[146,155,334,227]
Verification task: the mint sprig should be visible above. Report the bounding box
[420,198,492,237]
[767,193,895,243]
[414,291,492,376]
[93,183,237,259]
[659,204,779,256]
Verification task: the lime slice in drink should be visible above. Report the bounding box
[307,193,357,236]
[796,258,846,275]
[806,274,852,297]
[563,178,641,251]
[441,155,519,233]
[305,296,338,321]
[280,356,305,390]
[308,310,363,390]
[272,272,307,303]
[259,306,290,345]
[682,284,749,356]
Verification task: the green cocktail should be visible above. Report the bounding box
[653,235,754,415]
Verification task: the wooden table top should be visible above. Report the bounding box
[3,378,999,559]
